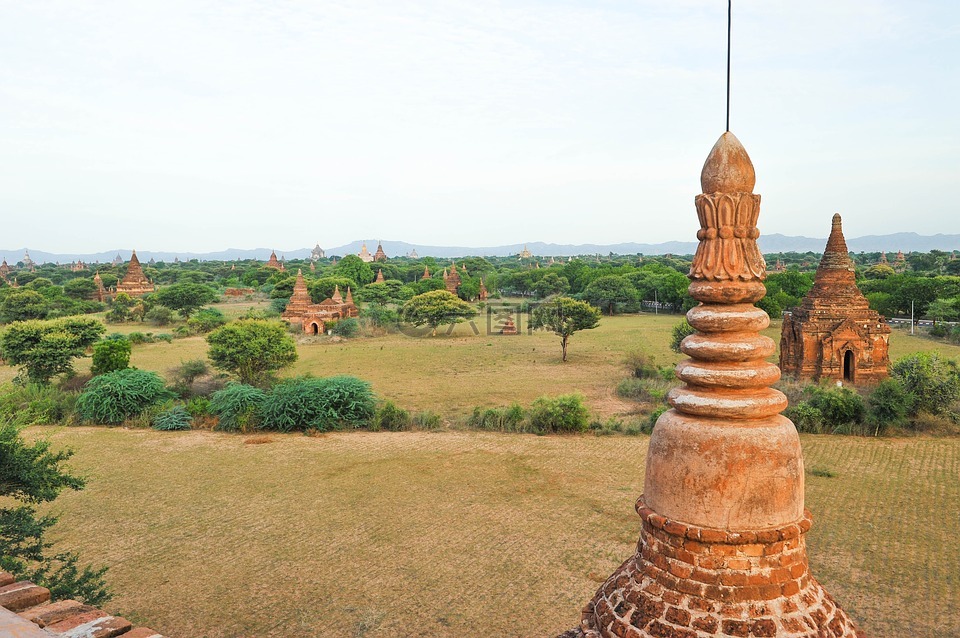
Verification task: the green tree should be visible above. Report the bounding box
[206,320,298,384]
[400,290,477,336]
[334,254,375,286]
[150,283,218,318]
[533,272,570,299]
[530,296,601,361]
[308,277,357,303]
[63,278,98,300]
[0,317,106,384]
[358,280,412,306]
[0,422,110,604]
[91,336,131,375]
[582,275,640,315]
[0,289,50,322]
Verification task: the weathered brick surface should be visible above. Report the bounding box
[17,599,90,627]
[569,498,865,638]
[0,571,15,587]
[45,611,132,637]
[0,582,51,611]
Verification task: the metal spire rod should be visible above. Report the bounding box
[726,0,732,132]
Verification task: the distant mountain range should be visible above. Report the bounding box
[4,232,959,264]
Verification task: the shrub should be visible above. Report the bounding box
[807,386,865,427]
[372,401,410,431]
[145,305,175,326]
[90,337,131,376]
[127,332,151,345]
[152,405,193,431]
[187,308,228,334]
[670,319,696,354]
[185,396,211,418]
[466,404,526,432]
[412,411,442,430]
[75,369,175,425]
[867,378,914,434]
[258,376,375,432]
[616,377,676,404]
[209,383,267,432]
[785,402,825,434]
[892,352,960,416]
[647,406,668,430]
[330,317,360,338]
[527,394,589,433]
[624,350,659,379]
[155,333,174,343]
[169,359,210,398]
[0,383,79,426]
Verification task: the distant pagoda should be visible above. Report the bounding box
[265,251,284,270]
[373,242,388,262]
[115,251,155,297]
[358,243,374,263]
[780,214,890,384]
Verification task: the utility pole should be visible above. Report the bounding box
[911,300,915,335]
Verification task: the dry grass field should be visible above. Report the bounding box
[31,428,959,638]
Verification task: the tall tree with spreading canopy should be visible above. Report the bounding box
[150,283,218,318]
[530,296,601,361]
[582,275,640,315]
[400,290,477,336]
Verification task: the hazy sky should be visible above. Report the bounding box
[1,1,957,253]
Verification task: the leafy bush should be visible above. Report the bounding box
[647,406,668,430]
[145,305,175,326]
[0,383,78,426]
[616,377,676,404]
[372,401,410,431]
[412,411,442,430]
[624,350,659,379]
[670,319,696,354]
[258,376,375,432]
[187,308,228,334]
[785,402,826,434]
[892,352,960,416]
[331,317,359,338]
[466,404,526,432]
[867,378,914,434]
[91,337,131,376]
[75,369,174,425]
[127,332,151,345]
[152,405,193,431]
[155,333,174,343]
[807,386,865,427]
[527,394,589,433]
[186,396,211,418]
[209,383,267,432]
[169,359,211,398]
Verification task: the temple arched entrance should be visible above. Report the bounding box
[843,350,855,382]
[307,321,321,335]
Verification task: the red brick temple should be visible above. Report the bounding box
[282,269,358,334]
[115,251,154,297]
[779,214,890,385]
